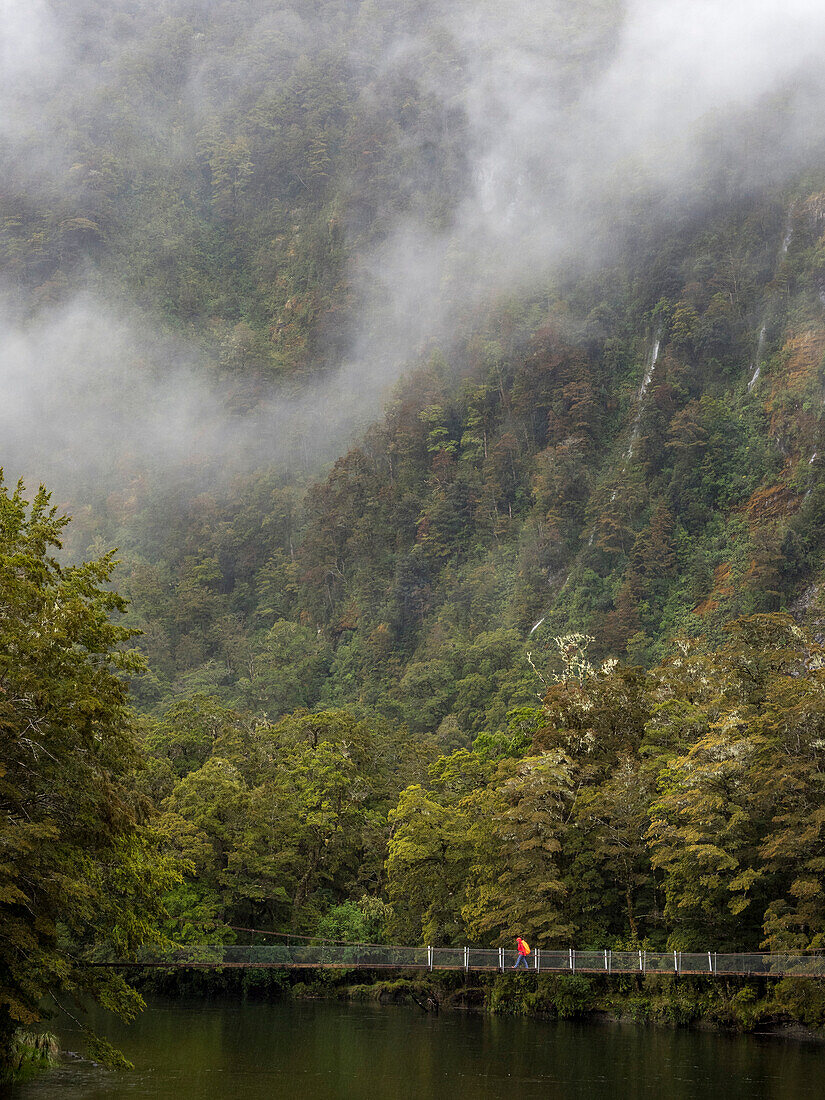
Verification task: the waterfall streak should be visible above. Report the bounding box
[626,335,661,458]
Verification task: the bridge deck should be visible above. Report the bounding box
[96,946,825,979]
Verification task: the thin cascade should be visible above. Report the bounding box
[805,452,819,499]
[626,331,661,458]
[583,331,664,550]
[639,336,660,401]
[748,325,766,392]
[582,332,662,552]
[781,207,794,257]
[748,207,794,393]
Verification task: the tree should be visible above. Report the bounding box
[0,479,177,1073]
[647,723,764,948]
[463,752,575,946]
[386,784,475,944]
[145,694,252,778]
[240,620,331,718]
[577,755,657,942]
[645,617,809,949]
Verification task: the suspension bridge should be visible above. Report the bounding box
[97,942,825,979]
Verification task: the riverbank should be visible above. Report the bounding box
[16,993,825,1099]
[1,1031,58,1086]
[334,972,825,1041]
[138,966,825,1042]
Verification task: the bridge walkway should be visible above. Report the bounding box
[99,944,825,979]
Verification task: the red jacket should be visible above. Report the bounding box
[517,937,528,955]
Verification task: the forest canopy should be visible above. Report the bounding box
[0,477,176,1074]
[7,0,825,1073]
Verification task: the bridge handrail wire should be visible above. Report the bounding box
[166,919,396,950]
[166,920,825,955]
[103,943,825,978]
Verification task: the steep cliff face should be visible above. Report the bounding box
[292,184,825,701]
[39,181,821,731]
[6,2,825,727]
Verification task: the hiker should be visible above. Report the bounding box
[513,936,530,969]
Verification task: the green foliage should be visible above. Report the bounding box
[150,704,429,936]
[238,620,331,717]
[382,615,825,957]
[489,974,593,1019]
[772,978,825,1028]
[0,478,178,1072]
[13,4,825,1054]
[2,1032,58,1085]
[316,896,393,943]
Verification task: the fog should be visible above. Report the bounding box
[0,292,402,491]
[394,0,825,287]
[2,0,825,495]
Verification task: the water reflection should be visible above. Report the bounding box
[8,996,825,1099]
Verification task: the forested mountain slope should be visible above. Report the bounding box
[92,185,825,747]
[8,0,825,1012]
[75,179,825,959]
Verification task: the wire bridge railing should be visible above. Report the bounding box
[101,944,825,978]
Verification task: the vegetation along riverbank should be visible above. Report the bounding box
[11,0,825,1084]
[138,966,825,1042]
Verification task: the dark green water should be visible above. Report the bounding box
[8,997,825,1099]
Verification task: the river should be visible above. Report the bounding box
[8,997,825,1099]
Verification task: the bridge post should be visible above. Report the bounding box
[608,948,612,975]
[464,946,469,974]
[639,949,643,973]
[428,945,433,972]
[499,946,504,973]
[674,949,678,974]
[714,951,717,976]
[708,951,712,974]
[570,948,575,974]
[536,948,541,973]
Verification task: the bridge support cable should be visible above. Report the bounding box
[96,944,825,978]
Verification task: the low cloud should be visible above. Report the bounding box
[0,292,397,495]
[3,1,825,496]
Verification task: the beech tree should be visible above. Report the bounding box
[0,479,176,1072]
[463,752,575,945]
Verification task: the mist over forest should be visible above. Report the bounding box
[4,0,825,489]
[9,0,825,1072]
